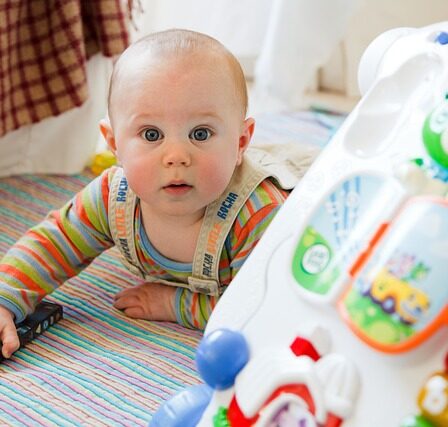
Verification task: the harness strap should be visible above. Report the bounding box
[190,158,268,295]
[108,169,145,278]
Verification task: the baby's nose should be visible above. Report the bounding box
[162,141,192,167]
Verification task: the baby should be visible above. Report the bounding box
[0,29,290,358]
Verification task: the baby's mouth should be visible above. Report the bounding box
[163,182,193,194]
[164,182,192,189]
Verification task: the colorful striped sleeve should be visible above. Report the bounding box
[174,179,288,329]
[227,179,288,277]
[0,168,116,322]
[174,289,218,330]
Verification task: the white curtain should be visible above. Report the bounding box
[0,54,112,177]
[132,0,362,114]
[251,0,362,113]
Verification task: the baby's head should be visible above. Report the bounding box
[101,29,255,220]
[108,29,249,121]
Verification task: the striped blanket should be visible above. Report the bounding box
[0,110,344,426]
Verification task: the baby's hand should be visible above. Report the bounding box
[0,305,19,358]
[113,282,177,322]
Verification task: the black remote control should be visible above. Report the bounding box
[0,302,63,362]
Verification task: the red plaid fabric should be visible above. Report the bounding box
[0,0,131,137]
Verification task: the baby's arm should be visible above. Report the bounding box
[0,169,116,323]
[113,283,217,329]
[113,282,177,322]
[0,306,19,358]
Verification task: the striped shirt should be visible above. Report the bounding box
[0,167,288,329]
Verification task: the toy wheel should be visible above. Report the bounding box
[381,297,396,313]
[400,318,413,326]
[357,279,371,297]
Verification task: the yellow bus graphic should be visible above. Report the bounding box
[366,268,430,325]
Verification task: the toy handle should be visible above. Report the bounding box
[345,53,444,158]
[358,27,415,95]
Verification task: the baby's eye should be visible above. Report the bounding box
[142,128,162,142]
[190,127,212,142]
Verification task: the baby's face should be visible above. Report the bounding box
[109,52,251,221]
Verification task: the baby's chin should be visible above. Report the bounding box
[149,202,208,221]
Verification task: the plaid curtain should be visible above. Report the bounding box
[0,0,131,138]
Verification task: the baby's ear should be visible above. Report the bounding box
[99,119,117,154]
[237,117,255,165]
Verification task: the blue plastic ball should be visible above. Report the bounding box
[195,328,249,390]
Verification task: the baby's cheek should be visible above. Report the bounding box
[198,161,233,192]
[122,160,156,198]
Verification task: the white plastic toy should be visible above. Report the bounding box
[151,22,448,427]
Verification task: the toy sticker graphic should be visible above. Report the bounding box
[291,174,399,298]
[267,401,317,427]
[341,198,448,350]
